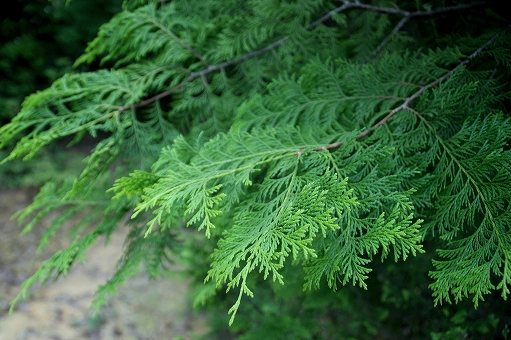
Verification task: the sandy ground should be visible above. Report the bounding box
[0,189,208,339]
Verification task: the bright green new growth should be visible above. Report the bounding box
[1,0,510,327]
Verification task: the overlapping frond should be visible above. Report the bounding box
[131,128,336,236]
[77,3,208,67]
[423,115,511,304]
[121,125,424,322]
[2,0,510,328]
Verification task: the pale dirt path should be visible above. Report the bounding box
[0,190,208,339]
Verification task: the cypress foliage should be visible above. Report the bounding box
[1,0,510,337]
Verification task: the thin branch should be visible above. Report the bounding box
[143,14,206,62]
[339,0,411,16]
[370,16,409,59]
[489,65,499,80]
[339,0,485,18]
[308,3,353,28]
[321,32,499,152]
[120,0,485,112]
[200,73,211,90]
[118,3,354,112]
[344,0,484,58]
[118,36,290,111]
[358,0,485,58]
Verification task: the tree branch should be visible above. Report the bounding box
[141,12,205,62]
[320,32,499,152]
[339,0,485,18]
[118,36,291,111]
[370,16,409,59]
[356,0,485,58]
[119,1,485,112]
[118,3,353,112]
[308,3,352,28]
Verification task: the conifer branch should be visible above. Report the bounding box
[118,4,354,112]
[142,14,205,62]
[119,1,485,112]
[5,0,510,326]
[322,32,500,152]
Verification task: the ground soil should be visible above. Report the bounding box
[0,189,208,339]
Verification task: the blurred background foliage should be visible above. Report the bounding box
[0,0,121,187]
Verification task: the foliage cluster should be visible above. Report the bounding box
[1,0,510,338]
